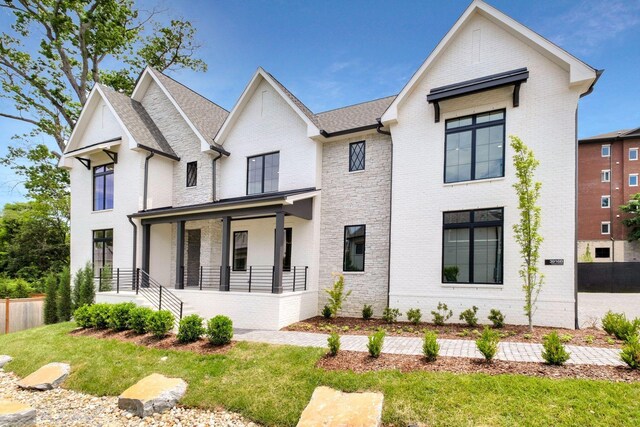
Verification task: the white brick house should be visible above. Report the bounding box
[61,1,599,329]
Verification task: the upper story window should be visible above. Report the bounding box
[445,110,505,183]
[349,141,365,172]
[247,152,279,195]
[343,225,365,272]
[93,163,114,211]
[443,208,503,284]
[630,174,638,187]
[186,161,197,187]
[601,145,611,157]
[601,170,611,182]
[601,221,610,235]
[601,195,610,208]
[630,148,638,161]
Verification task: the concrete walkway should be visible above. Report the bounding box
[234,329,624,366]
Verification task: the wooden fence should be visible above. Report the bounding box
[0,296,45,334]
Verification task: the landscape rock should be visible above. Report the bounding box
[297,386,384,427]
[0,356,11,369]
[0,400,36,427]
[118,373,187,417]
[17,362,70,391]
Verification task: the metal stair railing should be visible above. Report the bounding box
[134,268,184,321]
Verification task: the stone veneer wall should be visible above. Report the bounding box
[319,131,392,317]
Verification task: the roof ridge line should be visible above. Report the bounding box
[150,67,230,113]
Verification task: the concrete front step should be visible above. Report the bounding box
[0,400,36,427]
[17,363,70,391]
[297,386,384,427]
[118,373,187,417]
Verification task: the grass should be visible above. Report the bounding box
[1,323,640,426]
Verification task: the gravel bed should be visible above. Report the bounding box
[0,370,259,427]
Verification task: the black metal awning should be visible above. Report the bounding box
[427,68,529,122]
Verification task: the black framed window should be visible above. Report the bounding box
[343,225,365,272]
[595,247,610,258]
[186,161,197,187]
[93,229,113,271]
[442,208,503,284]
[349,141,365,172]
[93,163,114,211]
[233,231,248,271]
[247,152,279,195]
[274,228,292,271]
[445,110,505,183]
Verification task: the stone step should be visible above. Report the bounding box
[297,386,384,427]
[17,363,70,391]
[0,356,12,369]
[0,400,36,426]
[118,373,187,418]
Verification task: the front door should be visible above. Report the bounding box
[186,229,201,287]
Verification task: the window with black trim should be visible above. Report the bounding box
[93,163,114,211]
[186,161,197,187]
[349,141,365,172]
[93,229,113,271]
[274,228,292,271]
[595,247,610,258]
[343,225,365,272]
[233,231,248,271]
[247,152,279,195]
[443,208,503,284]
[445,110,505,183]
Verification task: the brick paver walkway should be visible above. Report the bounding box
[234,329,624,366]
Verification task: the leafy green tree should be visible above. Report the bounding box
[621,193,640,241]
[44,272,58,324]
[57,266,72,321]
[511,136,544,332]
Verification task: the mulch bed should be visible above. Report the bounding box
[317,351,640,383]
[70,328,235,355]
[285,316,620,348]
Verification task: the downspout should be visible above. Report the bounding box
[127,216,137,271]
[212,152,222,202]
[377,118,393,308]
[143,151,155,211]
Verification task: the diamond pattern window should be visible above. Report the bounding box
[349,141,366,172]
[186,161,197,187]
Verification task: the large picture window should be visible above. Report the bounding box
[445,110,505,183]
[233,231,248,271]
[442,208,503,284]
[247,152,279,195]
[93,163,114,211]
[93,229,113,271]
[343,225,365,272]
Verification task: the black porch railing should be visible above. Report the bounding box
[181,265,308,293]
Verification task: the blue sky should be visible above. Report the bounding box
[1,0,639,206]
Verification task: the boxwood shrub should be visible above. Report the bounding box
[128,306,154,334]
[177,314,205,343]
[73,305,94,328]
[90,303,111,329]
[146,310,174,338]
[108,302,136,331]
[207,315,233,346]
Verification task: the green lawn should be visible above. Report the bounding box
[1,323,639,426]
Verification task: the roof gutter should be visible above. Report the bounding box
[136,143,180,161]
[580,69,604,98]
[209,144,230,157]
[320,124,379,138]
[376,118,391,136]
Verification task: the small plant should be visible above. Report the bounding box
[367,329,385,358]
[44,273,59,325]
[57,267,73,322]
[128,306,153,334]
[601,311,640,341]
[541,332,571,365]
[99,265,113,292]
[327,332,340,356]
[443,266,459,282]
[362,304,373,320]
[90,303,111,329]
[207,315,234,345]
[476,327,500,362]
[620,335,640,369]
[146,310,175,338]
[321,305,332,319]
[382,307,401,324]
[607,337,616,345]
[457,329,470,337]
[422,331,439,362]
[431,302,453,326]
[471,329,481,337]
[523,333,533,340]
[177,314,205,343]
[73,305,93,328]
[108,302,136,331]
[459,305,479,327]
[73,263,96,309]
[580,243,594,263]
[407,308,422,325]
[488,309,505,328]
[559,333,573,343]
[584,335,594,344]
[324,273,351,318]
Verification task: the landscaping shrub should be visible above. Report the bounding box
[459,305,479,327]
[367,329,385,358]
[207,315,233,345]
[476,327,499,362]
[324,274,351,318]
[431,302,453,326]
[362,304,373,320]
[601,311,640,341]
[108,302,136,331]
[73,305,93,328]
[541,332,571,365]
[321,305,332,319]
[98,265,113,292]
[128,306,153,334]
[488,309,505,328]
[44,273,58,324]
[57,267,73,322]
[620,335,640,369]
[327,332,340,356]
[177,314,205,343]
[90,303,111,329]
[382,307,401,324]
[73,263,95,308]
[422,331,439,362]
[407,308,422,325]
[0,278,34,299]
[146,310,174,338]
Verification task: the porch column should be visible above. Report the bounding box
[273,211,285,294]
[175,220,185,289]
[220,216,231,291]
[142,224,151,273]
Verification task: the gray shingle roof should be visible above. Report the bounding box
[316,95,396,134]
[580,128,640,142]
[99,84,177,159]
[264,71,321,128]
